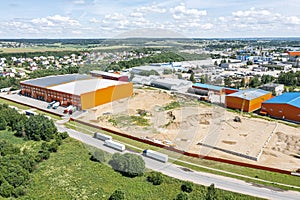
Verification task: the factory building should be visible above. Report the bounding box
[192,83,239,95]
[261,92,300,122]
[90,70,128,82]
[20,74,133,110]
[225,89,272,112]
[150,78,192,91]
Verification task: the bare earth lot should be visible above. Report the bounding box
[76,88,300,171]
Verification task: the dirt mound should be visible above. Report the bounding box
[222,140,237,145]
[272,132,300,154]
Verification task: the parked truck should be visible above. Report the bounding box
[52,101,60,109]
[64,105,73,114]
[143,149,168,163]
[104,140,125,152]
[47,101,56,109]
[94,132,112,141]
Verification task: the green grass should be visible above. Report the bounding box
[163,101,181,110]
[0,130,24,145]
[108,115,150,127]
[67,121,300,192]
[21,138,261,200]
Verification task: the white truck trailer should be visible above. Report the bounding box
[94,132,112,141]
[104,140,125,152]
[143,149,168,163]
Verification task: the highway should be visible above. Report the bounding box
[56,125,300,200]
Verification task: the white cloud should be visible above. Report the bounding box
[89,17,99,23]
[137,4,167,13]
[31,15,80,26]
[286,16,300,25]
[170,3,207,20]
[130,12,143,18]
[232,8,271,18]
[73,0,85,4]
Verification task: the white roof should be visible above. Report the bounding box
[49,78,128,96]
[90,70,126,78]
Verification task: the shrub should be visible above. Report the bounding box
[175,192,189,200]
[109,153,145,177]
[109,189,125,200]
[181,181,194,193]
[147,171,163,185]
[90,149,107,163]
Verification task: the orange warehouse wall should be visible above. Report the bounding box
[226,96,250,112]
[226,92,272,112]
[261,103,300,122]
[248,93,272,112]
[80,82,133,110]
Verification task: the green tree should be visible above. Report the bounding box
[249,76,261,88]
[206,184,218,200]
[0,181,13,198]
[147,171,163,185]
[224,77,232,87]
[109,189,125,200]
[90,149,107,163]
[175,192,189,200]
[24,115,57,141]
[0,115,7,130]
[189,73,196,83]
[181,181,194,193]
[109,153,145,177]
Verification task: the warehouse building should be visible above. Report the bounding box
[90,70,128,82]
[20,74,133,110]
[261,92,300,122]
[258,83,284,96]
[150,78,192,91]
[192,83,239,95]
[225,89,272,112]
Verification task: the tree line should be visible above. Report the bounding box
[0,104,68,198]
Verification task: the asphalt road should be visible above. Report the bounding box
[56,125,300,200]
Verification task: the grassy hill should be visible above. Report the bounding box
[18,137,261,200]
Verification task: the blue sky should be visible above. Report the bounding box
[0,0,300,38]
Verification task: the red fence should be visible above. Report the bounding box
[71,118,292,175]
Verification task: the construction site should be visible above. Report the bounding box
[76,87,300,171]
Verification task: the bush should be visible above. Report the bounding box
[109,189,125,200]
[90,149,107,163]
[175,192,189,200]
[181,181,194,193]
[147,171,163,185]
[109,153,145,177]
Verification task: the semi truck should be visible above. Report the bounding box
[52,102,60,109]
[64,105,74,114]
[143,149,168,163]
[47,101,56,109]
[104,140,125,152]
[94,132,112,141]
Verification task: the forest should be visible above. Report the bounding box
[0,104,68,198]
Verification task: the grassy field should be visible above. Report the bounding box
[20,137,261,200]
[66,121,300,192]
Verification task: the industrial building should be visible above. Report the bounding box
[192,83,239,95]
[261,92,300,122]
[20,74,133,110]
[259,83,284,96]
[90,70,128,82]
[150,78,192,91]
[225,89,272,112]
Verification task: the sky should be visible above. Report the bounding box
[0,0,300,38]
